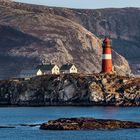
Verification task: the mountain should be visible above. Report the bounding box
[0,0,132,79]
[51,7,140,74]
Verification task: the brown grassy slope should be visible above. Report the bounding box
[0,1,131,79]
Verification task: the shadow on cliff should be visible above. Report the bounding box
[0,25,51,50]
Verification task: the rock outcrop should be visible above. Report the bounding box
[0,0,132,79]
[0,125,15,128]
[40,117,140,130]
[0,74,139,106]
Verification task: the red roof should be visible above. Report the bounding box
[103,37,110,43]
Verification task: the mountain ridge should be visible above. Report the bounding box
[0,1,134,79]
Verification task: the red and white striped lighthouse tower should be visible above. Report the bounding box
[101,37,113,73]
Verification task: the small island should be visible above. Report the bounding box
[40,117,140,130]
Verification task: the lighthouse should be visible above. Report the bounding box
[101,37,113,73]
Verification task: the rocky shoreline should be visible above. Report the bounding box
[1,118,140,130]
[0,74,139,106]
[40,117,140,130]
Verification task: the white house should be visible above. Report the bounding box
[20,69,43,79]
[36,64,60,75]
[60,64,78,74]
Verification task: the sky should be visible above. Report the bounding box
[15,0,140,9]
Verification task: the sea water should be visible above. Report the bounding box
[0,107,139,140]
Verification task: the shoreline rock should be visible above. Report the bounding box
[0,74,139,106]
[0,125,15,128]
[40,117,140,130]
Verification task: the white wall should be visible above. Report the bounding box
[52,65,60,74]
[37,69,43,76]
[70,65,78,73]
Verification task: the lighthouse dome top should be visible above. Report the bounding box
[103,37,111,43]
[103,37,111,48]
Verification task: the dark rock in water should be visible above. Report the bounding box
[19,123,41,127]
[0,125,15,128]
[40,117,140,130]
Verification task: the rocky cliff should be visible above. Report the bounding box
[0,74,139,106]
[0,0,132,79]
[48,7,140,74]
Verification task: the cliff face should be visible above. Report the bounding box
[49,7,140,74]
[0,74,139,106]
[0,1,131,79]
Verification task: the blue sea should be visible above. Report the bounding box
[0,107,139,140]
